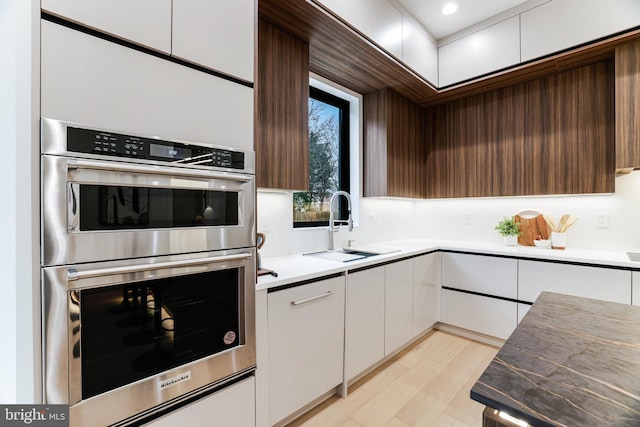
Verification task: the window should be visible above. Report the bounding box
[293,86,350,228]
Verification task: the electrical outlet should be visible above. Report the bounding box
[369,212,378,225]
[596,213,609,229]
[464,212,473,225]
[260,214,270,232]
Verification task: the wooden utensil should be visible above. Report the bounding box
[559,215,578,232]
[543,214,557,233]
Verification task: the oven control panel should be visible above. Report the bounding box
[66,126,245,170]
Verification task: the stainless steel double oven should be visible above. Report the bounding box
[40,119,256,426]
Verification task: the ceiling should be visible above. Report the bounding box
[398,0,529,40]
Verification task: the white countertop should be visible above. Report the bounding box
[256,238,639,291]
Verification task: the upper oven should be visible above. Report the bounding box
[41,118,255,266]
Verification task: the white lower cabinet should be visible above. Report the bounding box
[345,266,385,381]
[518,260,631,304]
[385,259,414,355]
[517,303,532,324]
[267,276,345,426]
[442,290,517,340]
[144,376,255,426]
[634,272,640,307]
[412,253,439,336]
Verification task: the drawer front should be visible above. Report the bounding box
[518,260,631,304]
[442,253,517,299]
[442,289,517,340]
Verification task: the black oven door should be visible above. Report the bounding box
[42,249,256,427]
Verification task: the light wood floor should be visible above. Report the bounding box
[286,330,499,427]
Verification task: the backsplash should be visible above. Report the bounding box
[257,172,640,258]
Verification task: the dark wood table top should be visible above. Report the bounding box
[471,291,640,427]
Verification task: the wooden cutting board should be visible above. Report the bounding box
[515,213,550,246]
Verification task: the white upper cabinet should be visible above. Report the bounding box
[41,21,254,151]
[172,0,255,82]
[316,0,403,59]
[41,0,172,54]
[521,0,640,62]
[402,17,438,85]
[438,16,520,87]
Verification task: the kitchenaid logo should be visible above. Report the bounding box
[1,405,68,426]
[159,371,192,391]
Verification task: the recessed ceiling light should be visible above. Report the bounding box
[442,1,461,15]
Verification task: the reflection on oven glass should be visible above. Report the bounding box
[80,269,240,399]
[79,185,240,231]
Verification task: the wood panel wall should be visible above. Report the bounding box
[426,60,614,198]
[615,39,640,172]
[255,19,310,190]
[364,88,426,198]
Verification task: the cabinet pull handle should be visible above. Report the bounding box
[291,291,334,306]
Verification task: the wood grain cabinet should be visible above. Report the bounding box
[256,20,310,190]
[364,88,426,198]
[426,61,615,198]
[615,39,640,172]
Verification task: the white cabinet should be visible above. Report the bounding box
[345,266,385,380]
[41,21,254,151]
[385,259,414,355]
[518,260,631,304]
[412,253,439,336]
[402,17,438,85]
[521,0,640,62]
[41,0,172,54]
[441,253,518,299]
[517,303,532,324]
[144,376,255,427]
[172,0,255,82]
[316,0,403,59]
[267,276,345,426]
[634,272,640,307]
[441,253,518,339]
[442,290,517,340]
[438,16,520,87]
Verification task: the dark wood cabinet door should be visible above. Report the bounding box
[255,20,310,190]
[615,39,640,173]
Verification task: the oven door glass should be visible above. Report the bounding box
[78,185,239,230]
[79,268,241,400]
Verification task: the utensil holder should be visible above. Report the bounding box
[551,232,566,250]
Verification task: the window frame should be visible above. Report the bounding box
[293,86,351,228]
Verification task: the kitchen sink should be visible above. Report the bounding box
[627,252,640,262]
[303,249,379,262]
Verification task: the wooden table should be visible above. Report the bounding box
[471,291,640,427]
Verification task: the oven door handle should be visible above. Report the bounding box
[67,252,253,281]
[67,158,253,182]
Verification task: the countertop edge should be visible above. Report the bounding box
[257,239,640,291]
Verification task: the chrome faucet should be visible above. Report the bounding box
[328,191,353,250]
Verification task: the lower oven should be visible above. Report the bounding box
[42,248,256,426]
